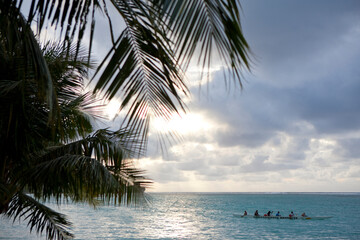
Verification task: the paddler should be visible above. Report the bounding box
[244,210,247,216]
[254,210,259,216]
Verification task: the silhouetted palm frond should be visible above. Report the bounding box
[0,0,56,110]
[161,0,251,82]
[6,192,73,240]
[25,128,149,205]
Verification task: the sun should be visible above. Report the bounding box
[104,99,121,119]
[152,113,213,135]
[104,99,217,137]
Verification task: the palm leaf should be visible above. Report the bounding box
[27,154,120,204]
[161,0,251,85]
[92,0,188,145]
[25,0,102,58]
[42,40,96,102]
[25,128,149,205]
[59,93,104,141]
[0,0,56,114]
[5,192,73,240]
[41,40,103,142]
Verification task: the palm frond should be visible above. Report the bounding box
[0,183,12,213]
[27,154,120,203]
[40,40,103,142]
[59,93,104,142]
[93,0,188,143]
[0,0,56,111]
[161,0,252,85]
[42,40,96,102]
[5,192,73,240]
[25,128,149,205]
[25,0,103,58]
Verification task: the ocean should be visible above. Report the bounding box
[1,193,359,239]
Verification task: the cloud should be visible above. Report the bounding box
[336,138,360,159]
[92,0,360,192]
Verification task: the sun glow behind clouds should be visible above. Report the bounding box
[104,99,122,119]
[152,113,214,135]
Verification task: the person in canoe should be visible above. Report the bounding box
[301,212,307,217]
[244,210,248,216]
[254,210,259,216]
[276,211,281,216]
[289,211,295,218]
[267,211,272,216]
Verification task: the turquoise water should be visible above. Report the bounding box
[1,193,359,239]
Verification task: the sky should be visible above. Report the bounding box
[133,0,360,192]
[29,0,360,192]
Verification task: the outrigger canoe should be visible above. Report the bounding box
[233,214,332,220]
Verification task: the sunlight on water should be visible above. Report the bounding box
[1,193,360,239]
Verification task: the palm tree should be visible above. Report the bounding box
[1,0,252,239]
[0,28,149,239]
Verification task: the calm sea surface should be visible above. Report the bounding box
[1,193,359,239]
